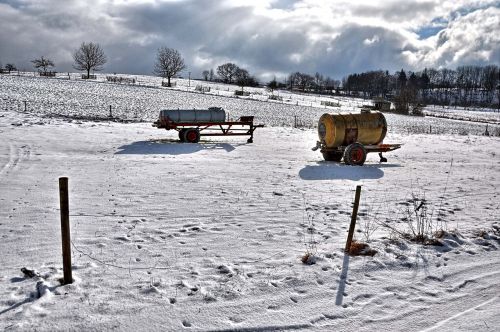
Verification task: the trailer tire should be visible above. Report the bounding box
[344,143,367,166]
[183,129,200,143]
[178,129,187,142]
[322,151,343,162]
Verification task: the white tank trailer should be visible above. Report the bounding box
[153,107,264,143]
[159,107,226,123]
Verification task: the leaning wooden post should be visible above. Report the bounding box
[59,177,73,284]
[345,185,362,253]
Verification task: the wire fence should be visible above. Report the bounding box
[2,73,500,133]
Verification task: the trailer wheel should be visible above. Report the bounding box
[183,129,200,143]
[178,129,187,142]
[322,151,343,162]
[344,143,367,166]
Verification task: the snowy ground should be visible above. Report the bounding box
[2,74,499,136]
[0,107,500,331]
[1,101,499,331]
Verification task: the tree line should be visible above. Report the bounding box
[2,45,498,109]
[342,66,500,109]
[0,42,107,78]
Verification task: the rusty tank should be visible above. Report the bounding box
[314,111,400,165]
[318,112,387,148]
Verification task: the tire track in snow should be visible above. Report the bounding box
[420,295,499,332]
[0,143,31,180]
[0,143,16,177]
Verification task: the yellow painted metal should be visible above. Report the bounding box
[318,112,387,148]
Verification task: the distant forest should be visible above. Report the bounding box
[341,65,499,108]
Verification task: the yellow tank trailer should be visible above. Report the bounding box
[313,111,401,165]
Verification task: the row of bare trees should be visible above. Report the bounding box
[2,44,187,87]
[2,42,108,78]
[342,66,500,108]
[286,72,340,93]
[201,63,259,90]
[4,44,498,110]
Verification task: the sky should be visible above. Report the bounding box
[0,0,499,82]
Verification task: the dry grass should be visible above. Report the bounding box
[301,252,317,265]
[348,241,377,256]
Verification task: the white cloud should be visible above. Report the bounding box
[363,35,380,45]
[0,0,498,80]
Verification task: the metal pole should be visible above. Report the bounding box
[345,185,362,253]
[59,177,73,284]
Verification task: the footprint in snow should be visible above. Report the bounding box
[229,316,245,324]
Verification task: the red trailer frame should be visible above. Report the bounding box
[313,141,402,165]
[153,115,264,143]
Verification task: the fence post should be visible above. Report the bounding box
[345,185,362,253]
[59,177,73,284]
[109,105,112,118]
[23,101,27,112]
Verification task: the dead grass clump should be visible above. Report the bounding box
[301,252,317,265]
[348,241,377,256]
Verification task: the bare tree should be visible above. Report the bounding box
[217,63,239,84]
[267,77,278,95]
[73,42,107,79]
[209,69,214,81]
[5,64,17,73]
[288,72,300,91]
[31,56,55,75]
[202,70,210,81]
[234,68,258,91]
[314,72,324,92]
[297,73,314,92]
[153,47,186,87]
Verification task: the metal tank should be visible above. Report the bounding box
[160,107,226,123]
[318,112,387,148]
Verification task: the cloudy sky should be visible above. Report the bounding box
[0,0,499,81]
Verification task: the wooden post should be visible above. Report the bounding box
[24,101,27,112]
[109,105,112,118]
[345,185,362,253]
[59,177,73,284]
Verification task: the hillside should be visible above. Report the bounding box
[1,74,499,331]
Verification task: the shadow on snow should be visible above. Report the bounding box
[115,138,244,155]
[299,162,401,180]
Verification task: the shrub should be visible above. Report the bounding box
[234,90,250,96]
[321,100,340,107]
[106,75,136,84]
[268,95,283,101]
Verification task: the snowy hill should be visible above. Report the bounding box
[1,74,499,331]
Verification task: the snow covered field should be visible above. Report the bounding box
[1,75,500,331]
[2,74,499,135]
